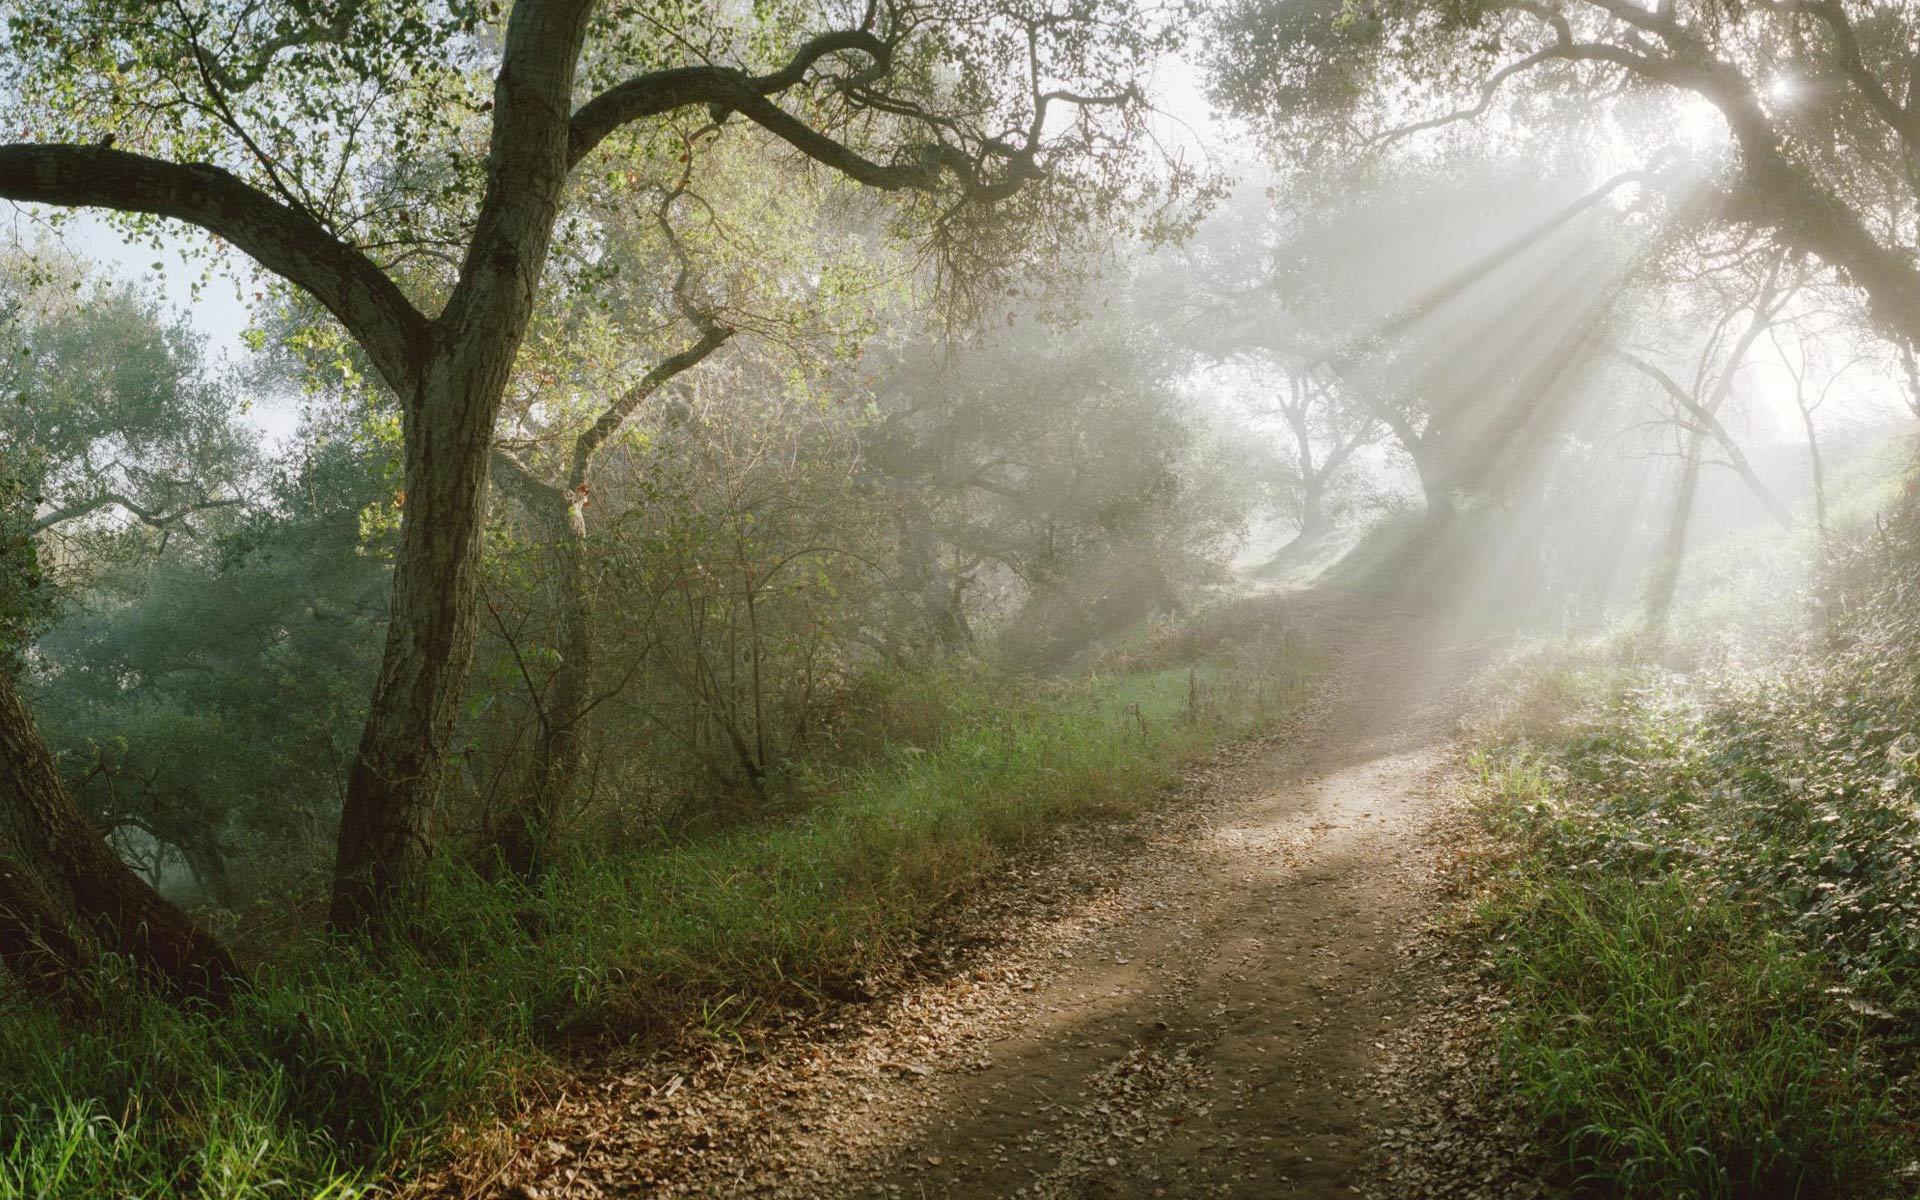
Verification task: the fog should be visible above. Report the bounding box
[8,1,1920,1192]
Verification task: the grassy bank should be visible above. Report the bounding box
[1,608,1314,1199]
[1463,645,1920,1198]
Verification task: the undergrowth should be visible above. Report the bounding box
[0,612,1315,1198]
[1467,634,1920,1196]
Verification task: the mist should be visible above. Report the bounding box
[5,1,1920,1195]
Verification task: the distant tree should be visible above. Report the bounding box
[35,405,391,908]
[0,254,255,552]
[869,301,1253,664]
[1208,0,1920,350]
[1174,166,1638,522]
[1153,191,1381,547]
[1605,240,1797,624]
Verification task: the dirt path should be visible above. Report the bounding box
[486,593,1496,1200]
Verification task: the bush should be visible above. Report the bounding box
[1468,648,1920,1196]
[1,617,1316,1197]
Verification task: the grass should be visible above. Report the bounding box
[1465,656,1918,1198]
[1491,874,1894,1199]
[0,620,1316,1198]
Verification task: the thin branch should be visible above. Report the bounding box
[30,491,241,535]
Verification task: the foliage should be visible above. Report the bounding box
[1459,490,1920,1194]
[30,407,391,908]
[1482,860,1896,1198]
[0,249,256,555]
[869,299,1258,664]
[0,463,51,661]
[0,612,1315,1197]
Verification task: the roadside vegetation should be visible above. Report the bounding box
[0,605,1314,1198]
[1456,491,1920,1198]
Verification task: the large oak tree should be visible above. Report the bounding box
[0,0,1183,981]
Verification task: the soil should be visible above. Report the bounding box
[457,591,1519,1200]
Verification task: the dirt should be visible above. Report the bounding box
[464,591,1514,1200]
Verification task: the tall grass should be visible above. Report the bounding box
[1483,859,1895,1197]
[1467,661,1916,1198]
[0,629,1315,1198]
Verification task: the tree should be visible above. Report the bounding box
[1179,164,1642,522]
[481,116,903,875]
[1,0,1184,938]
[0,257,252,1003]
[1209,0,1920,351]
[1607,242,1797,623]
[868,300,1253,665]
[1249,364,1377,551]
[0,252,254,551]
[34,404,393,907]
[1765,292,1876,544]
[1151,189,1382,549]
[487,190,731,879]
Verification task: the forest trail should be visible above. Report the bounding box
[488,592,1496,1200]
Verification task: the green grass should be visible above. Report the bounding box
[1486,870,1895,1198]
[1468,684,1916,1199]
[0,632,1316,1198]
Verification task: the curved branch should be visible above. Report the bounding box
[570,29,1062,203]
[0,144,429,396]
[569,326,733,490]
[1373,44,1565,146]
[568,30,892,167]
[1608,347,1796,528]
[489,447,562,508]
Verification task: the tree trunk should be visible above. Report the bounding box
[0,669,238,1003]
[1419,469,1455,525]
[892,496,974,652]
[934,572,975,651]
[492,481,592,881]
[327,0,593,933]
[1797,404,1827,543]
[1371,404,1452,524]
[1297,477,1336,541]
[330,360,514,931]
[1645,435,1705,630]
[1267,481,1336,570]
[0,852,90,1002]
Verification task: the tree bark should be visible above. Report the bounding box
[1414,449,1455,524]
[328,0,596,932]
[0,669,239,1003]
[1797,401,1828,543]
[331,357,524,928]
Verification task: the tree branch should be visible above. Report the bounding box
[1608,347,1796,528]
[0,144,429,396]
[1372,44,1565,146]
[568,31,893,167]
[30,491,242,535]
